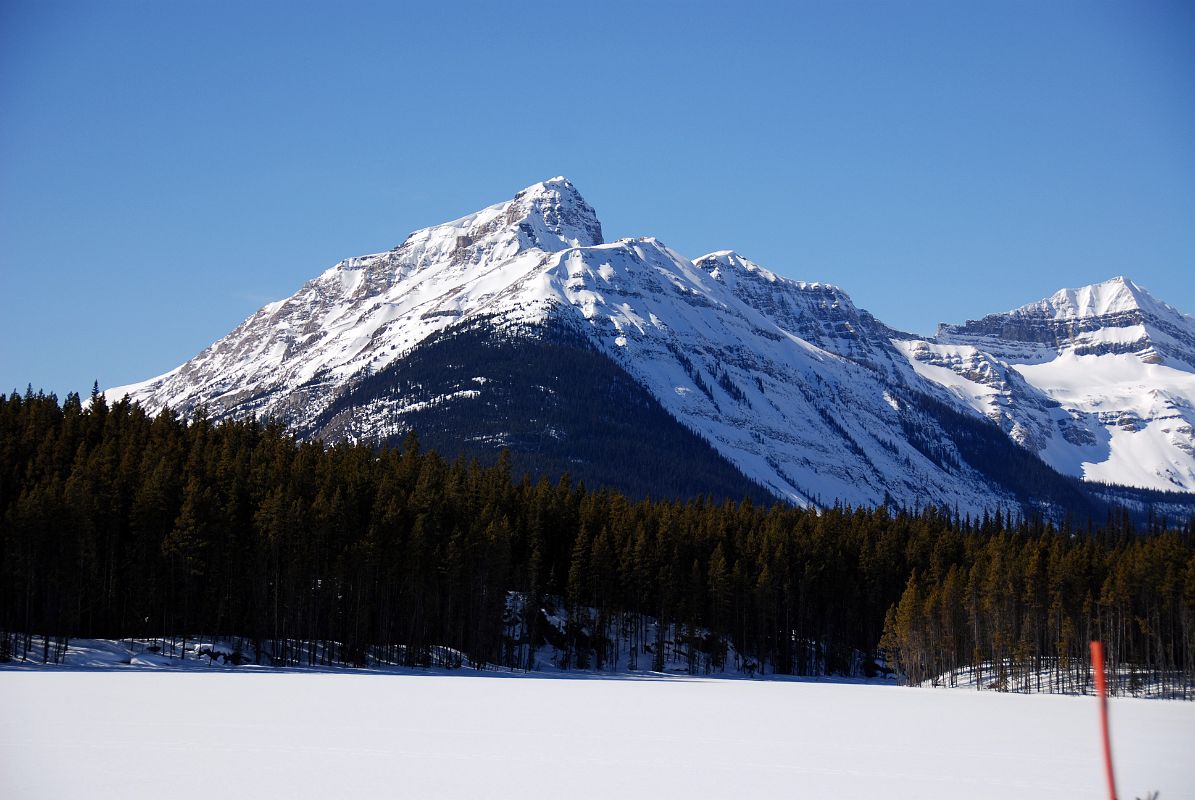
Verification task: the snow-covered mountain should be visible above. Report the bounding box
[904,277,1195,493]
[109,178,1195,514]
[110,179,604,426]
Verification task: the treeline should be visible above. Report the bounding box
[1,388,1193,695]
[880,527,1195,696]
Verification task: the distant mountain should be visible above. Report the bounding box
[108,179,1195,516]
[913,276,1195,493]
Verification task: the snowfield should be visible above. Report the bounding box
[2,671,1191,799]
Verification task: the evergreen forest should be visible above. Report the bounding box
[2,388,1193,696]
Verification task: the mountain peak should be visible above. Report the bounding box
[937,274,1195,371]
[509,176,603,249]
[390,177,603,268]
[1012,275,1162,320]
[521,175,574,194]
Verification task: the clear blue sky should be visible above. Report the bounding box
[2,0,1192,397]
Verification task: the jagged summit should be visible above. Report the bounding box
[386,177,603,270]
[507,176,604,250]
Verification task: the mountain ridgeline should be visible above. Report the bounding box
[106,178,1195,520]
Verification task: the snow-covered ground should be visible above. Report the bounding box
[2,670,1190,799]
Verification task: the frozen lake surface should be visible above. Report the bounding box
[1,671,1191,799]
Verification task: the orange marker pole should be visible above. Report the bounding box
[1091,640,1118,800]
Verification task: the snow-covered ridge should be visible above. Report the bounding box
[939,275,1195,365]
[1015,276,1162,320]
[106,178,1195,502]
[1008,275,1195,324]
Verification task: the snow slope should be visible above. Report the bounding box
[529,237,1025,508]
[2,671,1191,800]
[106,179,1195,506]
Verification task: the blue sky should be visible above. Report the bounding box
[2,0,1192,397]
